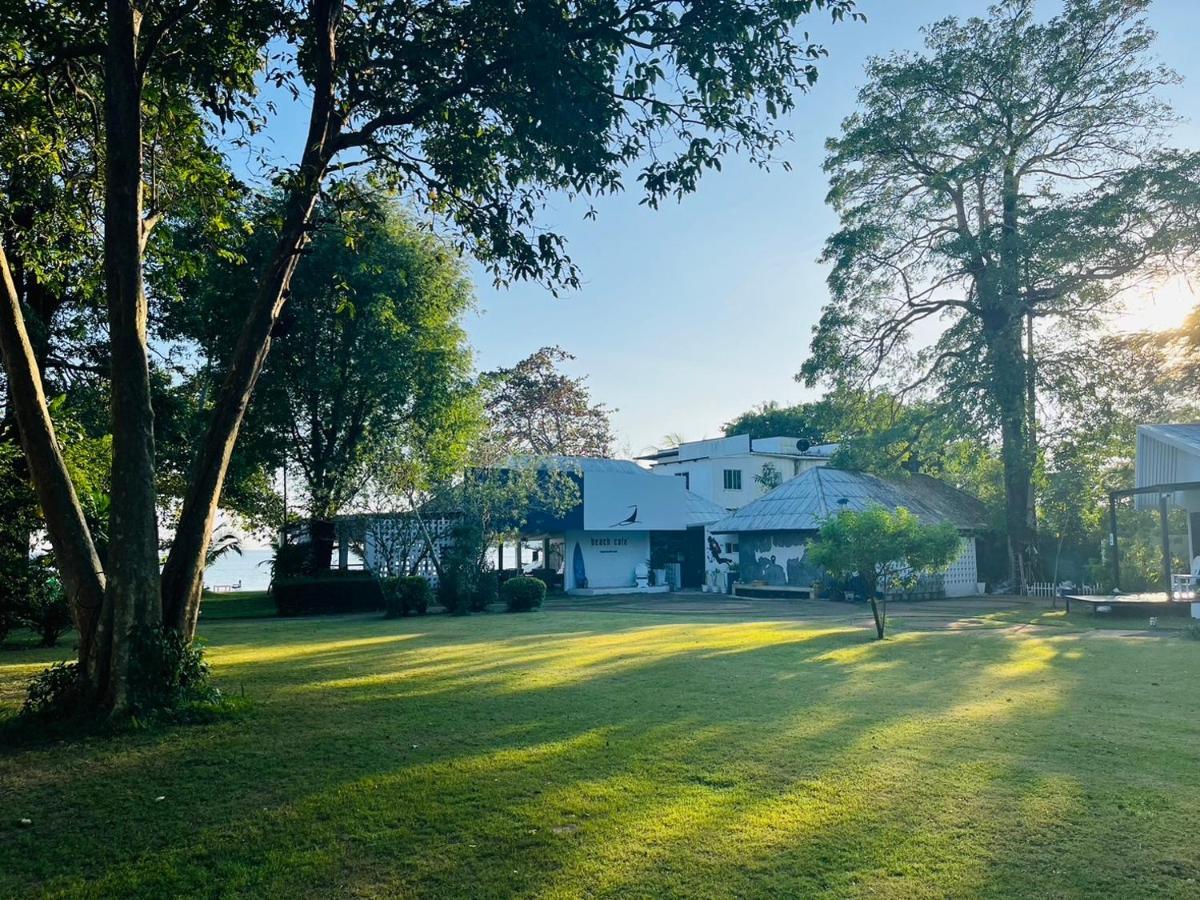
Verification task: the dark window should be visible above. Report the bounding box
[675,471,690,490]
[723,469,742,490]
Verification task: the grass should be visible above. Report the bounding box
[197,590,276,621]
[1,603,1199,898]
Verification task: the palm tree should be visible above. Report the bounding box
[205,529,243,567]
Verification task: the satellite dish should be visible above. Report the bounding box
[796,439,811,452]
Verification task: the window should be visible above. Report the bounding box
[675,471,690,490]
[723,468,742,490]
[724,542,738,554]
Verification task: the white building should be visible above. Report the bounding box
[638,434,837,511]
[351,456,728,595]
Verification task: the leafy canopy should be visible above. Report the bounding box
[807,506,961,597]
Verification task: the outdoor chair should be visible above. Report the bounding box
[1170,556,1200,600]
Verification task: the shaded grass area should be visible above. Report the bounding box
[198,590,276,621]
[2,610,1199,897]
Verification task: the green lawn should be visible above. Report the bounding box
[197,590,277,621]
[2,606,1199,898]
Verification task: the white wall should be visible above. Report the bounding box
[652,453,829,511]
[564,530,650,590]
[943,538,980,597]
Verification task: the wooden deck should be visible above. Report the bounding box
[1063,592,1197,614]
[733,583,815,601]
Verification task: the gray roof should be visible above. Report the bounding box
[519,455,648,476]
[684,490,728,526]
[710,467,989,533]
[1137,424,1200,457]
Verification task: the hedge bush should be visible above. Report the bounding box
[271,542,312,578]
[501,575,546,612]
[384,576,431,618]
[525,567,563,592]
[472,571,499,612]
[272,571,385,616]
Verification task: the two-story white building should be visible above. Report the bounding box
[638,434,837,512]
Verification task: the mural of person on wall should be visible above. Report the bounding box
[707,535,732,566]
[761,555,787,585]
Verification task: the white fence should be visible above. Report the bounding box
[1022,581,1101,598]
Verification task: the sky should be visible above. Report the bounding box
[238,0,1200,458]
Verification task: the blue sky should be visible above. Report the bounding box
[241,0,1200,456]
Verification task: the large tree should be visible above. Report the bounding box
[176,194,476,569]
[801,0,1200,585]
[1,0,860,712]
[482,346,615,458]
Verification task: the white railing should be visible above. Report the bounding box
[1023,581,1101,598]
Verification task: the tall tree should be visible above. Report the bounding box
[2,0,858,713]
[802,0,1200,584]
[177,194,476,569]
[0,0,271,707]
[483,346,615,458]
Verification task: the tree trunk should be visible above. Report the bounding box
[100,0,161,710]
[160,0,344,637]
[0,246,107,662]
[868,593,886,639]
[992,157,1037,588]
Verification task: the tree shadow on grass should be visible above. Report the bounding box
[1,615,1198,897]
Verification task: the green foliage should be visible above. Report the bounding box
[272,573,386,617]
[473,571,499,613]
[803,0,1200,577]
[171,193,477,523]
[482,347,614,457]
[270,543,312,580]
[754,462,783,491]
[125,627,222,720]
[502,576,546,613]
[20,661,85,720]
[808,506,961,638]
[20,627,222,723]
[808,507,962,599]
[384,576,432,618]
[21,571,72,648]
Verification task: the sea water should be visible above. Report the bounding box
[203,547,275,592]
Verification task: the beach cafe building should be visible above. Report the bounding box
[517,457,727,594]
[355,456,728,595]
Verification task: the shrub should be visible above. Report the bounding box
[272,572,385,616]
[23,575,73,647]
[1187,622,1200,641]
[436,559,475,615]
[22,660,86,719]
[502,575,546,612]
[125,626,222,718]
[384,576,431,617]
[472,571,499,612]
[0,600,16,644]
[20,627,222,723]
[526,567,563,593]
[270,542,312,579]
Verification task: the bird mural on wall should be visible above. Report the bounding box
[611,505,639,527]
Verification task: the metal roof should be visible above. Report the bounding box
[519,455,648,476]
[1133,424,1200,509]
[684,490,728,526]
[1136,424,1200,459]
[710,467,989,533]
